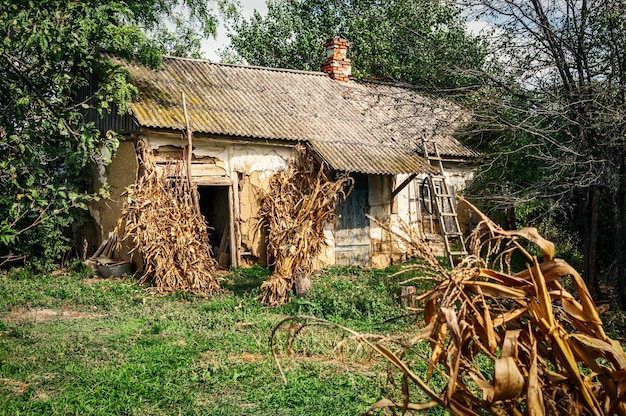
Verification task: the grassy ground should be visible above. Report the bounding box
[0,262,442,415]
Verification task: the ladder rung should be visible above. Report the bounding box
[450,251,468,256]
[438,212,458,217]
[435,194,454,199]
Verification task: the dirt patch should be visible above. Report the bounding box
[228,352,265,363]
[0,377,28,396]
[2,307,105,324]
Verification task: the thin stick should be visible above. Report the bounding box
[181,92,200,213]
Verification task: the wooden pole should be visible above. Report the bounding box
[181,92,200,213]
[391,172,418,199]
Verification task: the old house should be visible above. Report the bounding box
[89,38,478,270]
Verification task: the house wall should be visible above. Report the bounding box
[369,175,396,268]
[374,163,475,264]
[142,133,298,267]
[92,132,474,271]
[93,132,340,270]
[88,140,138,261]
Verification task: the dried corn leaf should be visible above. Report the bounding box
[503,330,521,357]
[509,227,555,261]
[493,357,524,401]
[469,371,495,402]
[492,308,527,328]
[526,337,545,416]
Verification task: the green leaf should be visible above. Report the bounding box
[0,0,224,264]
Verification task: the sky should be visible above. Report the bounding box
[201,0,268,61]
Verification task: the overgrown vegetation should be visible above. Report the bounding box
[270,202,626,415]
[460,0,626,306]
[2,247,625,415]
[224,0,486,88]
[0,263,433,415]
[0,0,228,269]
[378,202,626,414]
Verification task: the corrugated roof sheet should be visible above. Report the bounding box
[110,54,478,175]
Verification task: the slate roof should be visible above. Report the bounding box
[110,55,478,175]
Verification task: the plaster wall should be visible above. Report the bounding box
[89,140,138,259]
[371,163,474,266]
[368,175,395,268]
[314,223,336,269]
[395,163,474,234]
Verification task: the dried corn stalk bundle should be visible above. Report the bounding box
[370,198,626,416]
[114,140,220,295]
[258,145,352,306]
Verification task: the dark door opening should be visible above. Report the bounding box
[198,185,231,267]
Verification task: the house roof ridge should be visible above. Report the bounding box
[160,54,329,77]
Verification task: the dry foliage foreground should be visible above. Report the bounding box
[273,199,626,415]
[387,199,626,415]
[114,140,221,295]
[258,146,353,307]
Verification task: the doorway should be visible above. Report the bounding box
[198,185,232,267]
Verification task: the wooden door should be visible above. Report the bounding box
[335,174,370,266]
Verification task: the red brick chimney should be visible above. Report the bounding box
[321,38,351,81]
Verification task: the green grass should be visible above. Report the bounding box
[0,263,442,415]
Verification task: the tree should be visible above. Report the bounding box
[0,0,224,268]
[460,0,626,305]
[224,0,486,88]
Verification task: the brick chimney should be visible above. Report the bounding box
[321,38,351,81]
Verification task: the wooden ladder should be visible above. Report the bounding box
[422,140,468,267]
